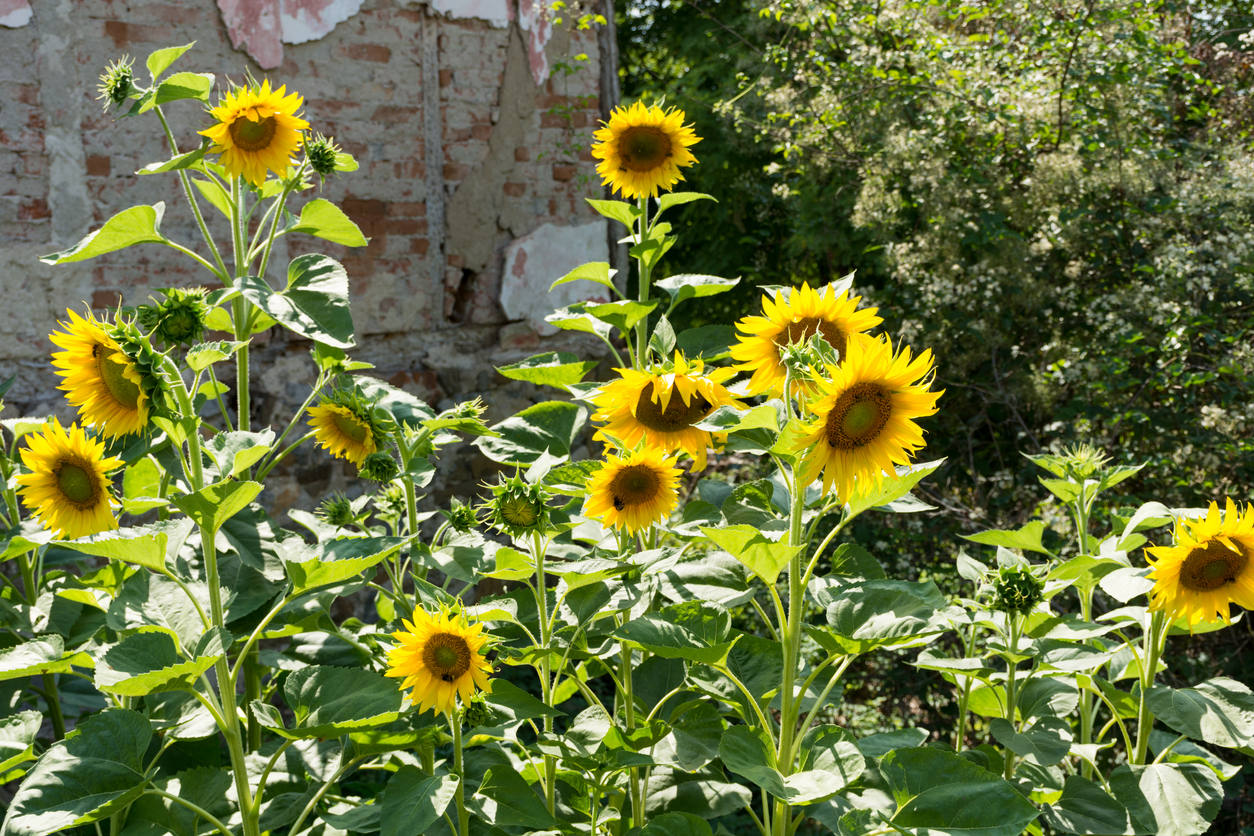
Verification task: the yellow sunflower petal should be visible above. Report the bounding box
[17,418,122,539]
[1147,501,1254,629]
[386,607,494,714]
[591,102,701,199]
[582,446,683,534]
[199,81,309,186]
[50,309,150,438]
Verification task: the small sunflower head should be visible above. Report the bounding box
[97,57,135,112]
[317,492,360,529]
[445,499,479,534]
[308,387,390,467]
[137,287,211,347]
[992,565,1045,616]
[1060,443,1110,480]
[305,133,342,182]
[359,451,400,483]
[485,475,550,538]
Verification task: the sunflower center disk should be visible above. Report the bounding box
[229,115,279,152]
[96,347,142,409]
[634,383,711,432]
[502,497,538,527]
[423,633,471,682]
[825,383,892,450]
[332,413,370,445]
[56,460,99,507]
[778,317,846,359]
[610,465,661,509]
[1180,540,1249,591]
[619,127,673,172]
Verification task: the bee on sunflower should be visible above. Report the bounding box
[386,607,494,715]
[199,79,309,186]
[591,101,700,199]
[50,309,151,439]
[730,282,882,397]
[307,388,386,467]
[590,352,739,472]
[17,419,123,539]
[1146,499,1254,628]
[583,445,682,534]
[796,334,941,501]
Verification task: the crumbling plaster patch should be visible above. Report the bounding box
[0,0,31,28]
[501,220,610,335]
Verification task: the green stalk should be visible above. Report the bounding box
[41,673,65,741]
[620,625,643,828]
[1002,614,1021,780]
[953,624,977,752]
[532,532,557,817]
[1133,612,1167,764]
[452,711,470,836]
[153,107,230,282]
[633,196,652,369]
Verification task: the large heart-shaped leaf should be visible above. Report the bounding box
[237,254,355,348]
[94,630,222,697]
[253,665,403,739]
[379,766,459,836]
[1147,677,1254,750]
[288,198,369,247]
[1109,762,1222,836]
[40,204,167,264]
[280,536,409,593]
[475,401,588,466]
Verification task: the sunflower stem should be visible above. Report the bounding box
[1133,611,1167,765]
[230,179,252,435]
[774,413,808,836]
[451,710,470,836]
[153,105,230,283]
[1003,613,1022,780]
[531,531,557,818]
[256,164,306,283]
[633,196,652,370]
[41,673,65,741]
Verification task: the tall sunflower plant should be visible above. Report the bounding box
[0,43,1249,836]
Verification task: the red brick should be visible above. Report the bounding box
[15,85,38,106]
[503,182,525,197]
[552,165,576,182]
[384,219,427,235]
[147,4,202,23]
[540,113,566,129]
[439,69,453,87]
[373,106,418,123]
[514,147,530,162]
[342,198,387,217]
[387,201,427,217]
[447,254,464,268]
[347,44,391,63]
[17,198,48,220]
[92,290,122,309]
[103,21,174,48]
[410,238,430,255]
[86,155,110,177]
[471,125,492,141]
[443,163,469,181]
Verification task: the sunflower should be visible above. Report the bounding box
[17,419,122,540]
[386,608,493,715]
[50,309,150,438]
[199,80,309,186]
[591,101,700,199]
[1146,499,1254,628]
[307,392,380,467]
[797,335,941,501]
[583,446,682,534]
[590,353,740,471]
[730,283,883,397]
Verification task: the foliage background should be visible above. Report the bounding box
[616,0,1254,829]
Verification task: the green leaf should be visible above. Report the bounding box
[471,767,557,830]
[149,72,213,106]
[496,352,600,387]
[237,254,355,348]
[137,143,208,175]
[584,298,658,333]
[107,573,211,652]
[1019,677,1080,719]
[170,480,263,532]
[146,42,194,81]
[355,376,437,428]
[0,711,40,775]
[280,535,409,593]
[185,340,247,372]
[990,717,1072,766]
[855,728,929,758]
[124,766,233,836]
[204,430,274,478]
[586,197,641,228]
[1043,775,1135,835]
[719,725,847,805]
[3,709,152,835]
[962,521,1051,554]
[40,204,167,264]
[655,191,716,216]
[881,747,1040,836]
[191,177,232,219]
[94,630,221,697]
[638,812,714,836]
[655,274,740,310]
[824,579,954,653]
[379,767,459,836]
[0,521,54,562]
[615,600,738,666]
[255,665,403,739]
[1147,677,1254,749]
[543,460,601,496]
[476,401,587,466]
[549,261,618,292]
[1109,762,1223,836]
[645,765,753,818]
[700,525,801,585]
[288,198,369,247]
[545,304,614,339]
[843,459,945,520]
[59,518,193,572]
[0,636,87,682]
[676,324,737,359]
[484,679,565,723]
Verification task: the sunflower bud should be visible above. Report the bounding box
[372,482,408,524]
[317,492,359,529]
[445,499,479,534]
[110,318,172,416]
[1060,443,1110,480]
[305,133,342,183]
[138,287,211,347]
[485,475,550,538]
[992,565,1045,616]
[359,451,400,483]
[97,57,135,113]
[461,691,493,728]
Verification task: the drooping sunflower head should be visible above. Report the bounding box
[1146,499,1254,629]
[797,335,942,502]
[385,607,494,716]
[591,101,700,199]
[17,419,123,540]
[484,474,551,539]
[583,445,683,534]
[307,388,386,467]
[199,79,309,187]
[730,282,883,397]
[590,353,740,472]
[50,309,151,439]
[137,287,211,347]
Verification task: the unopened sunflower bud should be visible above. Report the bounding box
[992,565,1045,616]
[317,493,359,529]
[97,57,135,112]
[461,691,493,728]
[1060,443,1110,480]
[359,451,400,483]
[446,499,479,534]
[306,133,342,183]
[485,474,550,538]
[138,287,211,347]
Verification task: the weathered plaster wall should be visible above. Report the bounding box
[0,0,613,514]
